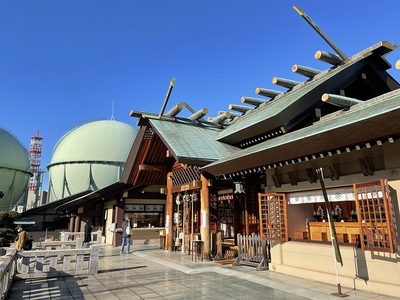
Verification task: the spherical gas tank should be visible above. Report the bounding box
[47,120,137,201]
[0,128,31,210]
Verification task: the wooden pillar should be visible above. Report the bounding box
[69,215,75,232]
[114,200,124,247]
[165,172,174,250]
[74,215,81,234]
[245,194,249,236]
[200,174,210,259]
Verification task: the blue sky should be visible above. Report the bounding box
[1,1,400,188]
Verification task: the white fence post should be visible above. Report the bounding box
[89,245,100,274]
[76,238,83,249]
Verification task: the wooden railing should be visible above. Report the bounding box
[0,249,17,300]
[233,233,270,271]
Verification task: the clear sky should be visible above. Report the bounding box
[1,1,400,189]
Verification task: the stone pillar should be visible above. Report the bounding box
[166,172,174,251]
[74,215,81,234]
[200,174,210,259]
[69,216,75,232]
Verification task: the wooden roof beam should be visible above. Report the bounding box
[315,50,343,65]
[228,104,253,113]
[209,112,231,125]
[130,110,159,118]
[158,78,176,118]
[255,87,282,98]
[139,164,170,172]
[292,64,321,78]
[218,111,241,119]
[241,96,268,106]
[165,103,183,117]
[294,6,348,61]
[188,108,208,121]
[272,77,301,89]
[321,93,363,107]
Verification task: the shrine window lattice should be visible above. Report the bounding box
[171,166,201,186]
[258,180,397,252]
[354,179,397,253]
[258,193,288,242]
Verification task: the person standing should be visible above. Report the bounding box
[84,219,92,248]
[15,225,27,251]
[15,225,28,274]
[121,214,132,253]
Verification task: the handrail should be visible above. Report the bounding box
[0,249,17,300]
[16,244,100,279]
[59,230,103,242]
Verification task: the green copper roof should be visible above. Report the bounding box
[217,41,397,145]
[148,117,239,165]
[203,88,400,176]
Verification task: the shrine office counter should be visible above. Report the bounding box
[115,227,165,245]
[308,221,360,244]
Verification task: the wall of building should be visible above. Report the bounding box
[265,142,396,193]
[263,140,400,297]
[269,241,400,297]
[103,201,116,245]
[287,203,312,236]
[101,198,166,246]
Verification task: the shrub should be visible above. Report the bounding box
[0,211,21,247]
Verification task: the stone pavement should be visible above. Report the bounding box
[8,244,398,300]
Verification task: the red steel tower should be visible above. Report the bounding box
[29,130,43,191]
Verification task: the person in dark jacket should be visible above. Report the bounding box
[121,214,132,253]
[84,220,92,248]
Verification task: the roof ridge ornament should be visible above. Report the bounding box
[165,103,183,117]
[321,93,363,107]
[241,96,268,107]
[292,64,321,78]
[209,112,231,125]
[272,77,301,89]
[158,78,176,119]
[228,104,252,113]
[188,108,208,121]
[315,51,343,66]
[293,6,348,61]
[255,88,281,99]
[218,111,241,119]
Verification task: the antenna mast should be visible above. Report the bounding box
[29,130,43,191]
[111,99,115,120]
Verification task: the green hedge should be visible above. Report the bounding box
[0,211,21,247]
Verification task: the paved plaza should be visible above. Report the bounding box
[8,244,398,300]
